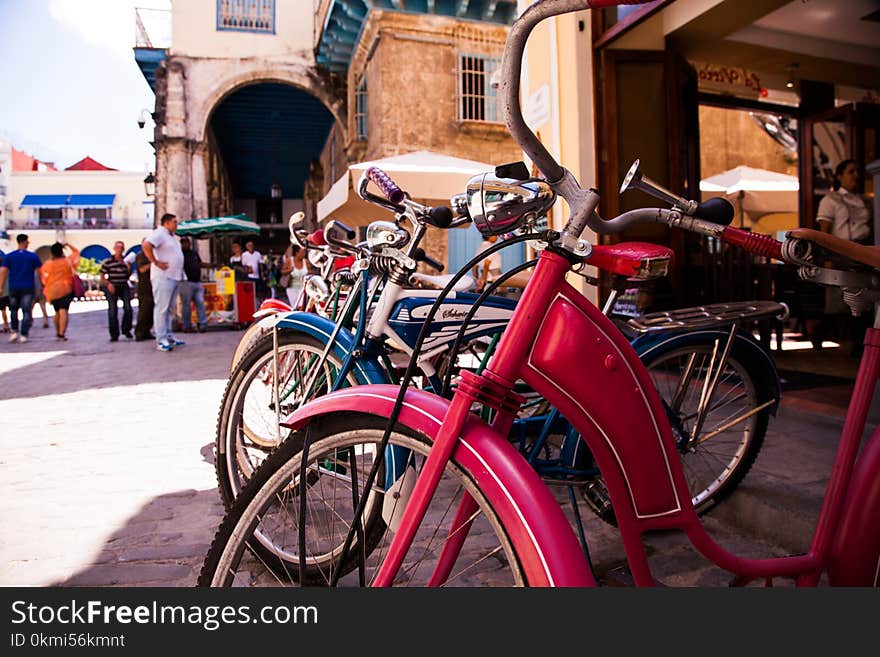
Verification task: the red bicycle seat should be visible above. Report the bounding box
[587,242,674,279]
[308,229,327,246]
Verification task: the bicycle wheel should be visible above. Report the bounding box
[643,341,771,513]
[200,413,528,587]
[215,331,359,507]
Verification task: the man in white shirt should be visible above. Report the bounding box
[240,240,265,298]
[141,213,185,352]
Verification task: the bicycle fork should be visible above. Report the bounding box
[373,369,523,586]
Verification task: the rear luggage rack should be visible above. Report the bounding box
[626,300,789,333]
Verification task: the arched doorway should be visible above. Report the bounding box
[208,82,335,262]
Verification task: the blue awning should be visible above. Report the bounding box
[20,194,70,209]
[68,194,115,207]
[19,194,116,208]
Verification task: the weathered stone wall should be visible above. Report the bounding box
[309,11,523,268]
[353,11,519,165]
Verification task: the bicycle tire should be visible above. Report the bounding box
[215,331,359,507]
[199,413,529,587]
[229,320,266,373]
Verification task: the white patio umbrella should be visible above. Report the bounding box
[700,165,799,226]
[317,150,494,224]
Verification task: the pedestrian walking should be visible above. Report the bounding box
[178,236,208,333]
[0,234,43,343]
[100,241,134,342]
[39,242,80,341]
[142,213,185,352]
[127,241,154,341]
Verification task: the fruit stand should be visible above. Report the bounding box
[199,266,256,329]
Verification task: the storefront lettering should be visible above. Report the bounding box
[696,63,766,97]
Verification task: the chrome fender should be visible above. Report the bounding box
[280,384,595,587]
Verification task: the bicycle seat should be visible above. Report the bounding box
[587,242,673,279]
[410,272,476,292]
[787,228,880,270]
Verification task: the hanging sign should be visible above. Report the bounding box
[694,62,767,99]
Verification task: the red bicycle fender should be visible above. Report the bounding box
[258,298,293,313]
[281,385,595,587]
[828,428,880,586]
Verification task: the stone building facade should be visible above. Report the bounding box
[144,1,522,268]
[310,10,523,267]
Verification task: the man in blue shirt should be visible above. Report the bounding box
[0,234,43,343]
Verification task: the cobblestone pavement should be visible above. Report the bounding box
[0,300,854,587]
[0,302,236,586]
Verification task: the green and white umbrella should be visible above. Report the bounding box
[176,214,261,239]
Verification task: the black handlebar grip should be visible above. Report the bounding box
[693,197,735,226]
[426,206,454,229]
[414,248,444,273]
[366,167,405,205]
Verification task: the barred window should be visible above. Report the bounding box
[458,54,501,123]
[355,76,368,141]
[217,0,275,34]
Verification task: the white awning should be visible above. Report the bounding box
[700,165,799,216]
[317,150,494,224]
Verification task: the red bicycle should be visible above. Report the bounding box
[199,0,880,587]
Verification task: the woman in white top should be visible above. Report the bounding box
[816,159,872,244]
[814,159,874,353]
[281,244,309,309]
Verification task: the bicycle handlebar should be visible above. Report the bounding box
[414,247,444,273]
[366,167,405,205]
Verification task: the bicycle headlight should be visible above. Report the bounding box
[366,220,410,250]
[465,173,555,237]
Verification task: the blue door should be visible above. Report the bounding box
[447,224,526,277]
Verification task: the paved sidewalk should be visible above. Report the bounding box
[0,301,868,586]
[0,302,237,586]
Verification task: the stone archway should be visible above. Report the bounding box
[154,57,346,228]
[193,66,346,145]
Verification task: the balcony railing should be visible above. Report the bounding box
[217,0,275,34]
[135,7,171,48]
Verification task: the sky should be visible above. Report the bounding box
[0,0,171,172]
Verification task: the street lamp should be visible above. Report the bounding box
[144,172,156,197]
[270,181,282,199]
